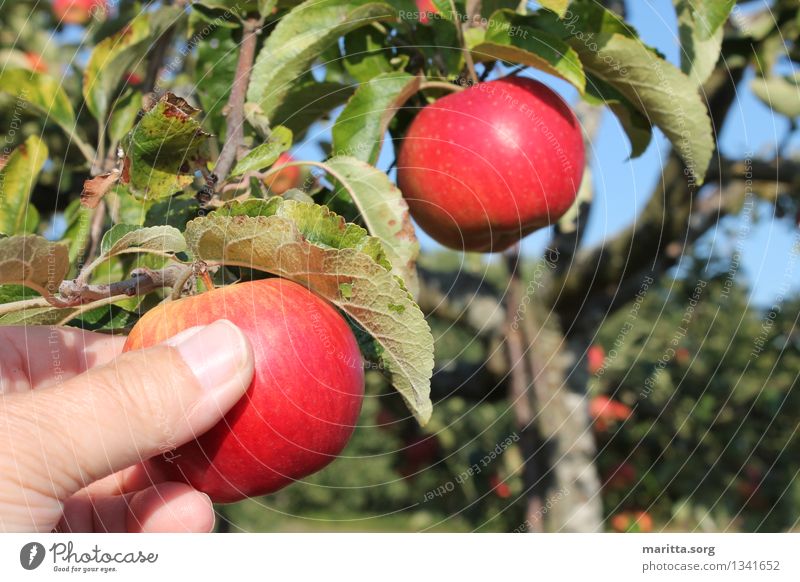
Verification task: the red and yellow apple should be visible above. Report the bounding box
[53,0,107,24]
[263,152,302,195]
[124,278,365,503]
[589,395,632,432]
[397,77,585,252]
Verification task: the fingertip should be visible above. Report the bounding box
[128,482,215,533]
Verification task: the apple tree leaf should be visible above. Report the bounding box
[0,69,92,159]
[0,235,69,297]
[538,0,570,17]
[471,10,586,93]
[185,200,434,425]
[686,0,735,40]
[120,93,211,200]
[750,74,800,119]
[100,224,187,258]
[317,157,420,297]
[230,126,293,177]
[83,6,184,121]
[0,136,48,235]
[332,72,421,164]
[675,0,724,86]
[246,0,397,121]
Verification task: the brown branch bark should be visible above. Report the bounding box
[214,18,260,183]
[56,264,192,307]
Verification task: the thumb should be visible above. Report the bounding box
[0,319,253,531]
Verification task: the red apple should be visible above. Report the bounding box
[416,0,439,24]
[53,0,107,24]
[611,510,653,533]
[589,395,632,432]
[489,474,512,499]
[587,345,606,375]
[124,278,365,503]
[263,152,302,195]
[124,71,143,86]
[25,53,47,74]
[397,77,585,252]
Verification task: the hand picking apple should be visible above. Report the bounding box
[0,320,254,532]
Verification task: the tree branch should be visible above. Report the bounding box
[214,18,260,184]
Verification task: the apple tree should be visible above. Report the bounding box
[0,0,798,531]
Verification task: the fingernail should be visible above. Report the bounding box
[167,320,251,393]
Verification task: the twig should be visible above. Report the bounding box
[419,81,465,93]
[448,0,478,84]
[56,264,192,307]
[214,18,260,184]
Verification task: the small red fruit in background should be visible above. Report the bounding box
[124,71,143,86]
[489,474,512,499]
[263,152,302,195]
[675,347,690,365]
[25,53,48,74]
[415,0,438,24]
[124,278,365,503]
[589,395,632,432]
[587,344,606,375]
[53,0,107,24]
[397,77,585,252]
[611,510,653,532]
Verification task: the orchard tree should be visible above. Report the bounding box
[0,0,797,531]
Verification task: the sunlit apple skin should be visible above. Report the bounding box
[263,153,302,195]
[397,77,585,252]
[124,278,365,503]
[53,0,106,24]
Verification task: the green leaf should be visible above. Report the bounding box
[121,93,210,200]
[62,199,93,268]
[196,28,240,138]
[687,0,735,40]
[584,75,652,158]
[0,136,47,235]
[538,0,570,18]
[267,78,355,140]
[573,33,713,182]
[185,203,434,424]
[750,74,800,119]
[472,10,586,93]
[0,235,69,297]
[0,69,92,159]
[100,224,187,258]
[108,90,143,144]
[321,157,420,296]
[83,6,184,121]
[675,0,724,86]
[343,27,395,83]
[0,305,78,326]
[230,126,293,177]
[332,72,421,165]
[246,0,396,120]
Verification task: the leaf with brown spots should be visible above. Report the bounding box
[185,199,433,425]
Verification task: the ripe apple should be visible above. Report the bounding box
[397,77,585,252]
[489,474,512,499]
[589,395,632,432]
[263,152,302,195]
[587,345,606,375]
[416,0,438,24]
[25,53,47,74]
[124,277,365,503]
[52,0,107,24]
[611,510,653,533]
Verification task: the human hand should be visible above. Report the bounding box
[0,321,253,532]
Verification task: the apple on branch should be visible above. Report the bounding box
[397,77,585,252]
